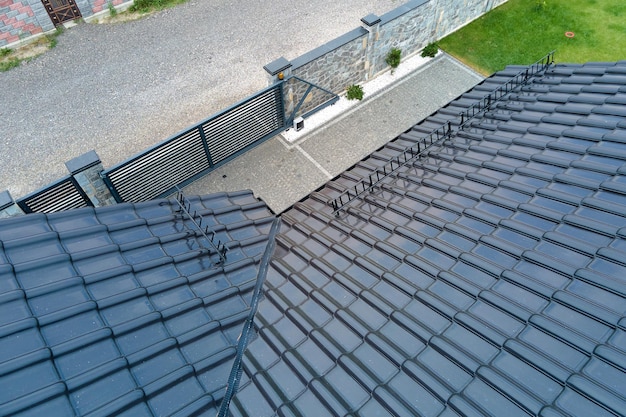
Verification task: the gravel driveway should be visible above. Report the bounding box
[0,0,399,197]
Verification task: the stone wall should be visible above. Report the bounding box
[267,0,510,110]
[291,29,367,96]
[370,1,434,76]
[65,150,117,207]
[284,29,366,120]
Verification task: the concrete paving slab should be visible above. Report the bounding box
[182,137,330,214]
[299,54,483,177]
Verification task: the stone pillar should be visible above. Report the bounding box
[65,150,116,207]
[361,13,381,80]
[263,56,293,85]
[0,190,24,218]
[264,56,295,119]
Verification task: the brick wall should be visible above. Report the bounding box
[0,0,134,47]
[0,0,53,47]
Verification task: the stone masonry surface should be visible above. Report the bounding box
[370,2,435,75]
[72,163,116,206]
[288,0,509,103]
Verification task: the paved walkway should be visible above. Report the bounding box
[0,0,399,197]
[183,54,483,214]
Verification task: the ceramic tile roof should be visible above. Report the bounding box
[232,62,626,416]
[0,191,275,416]
[2,61,626,417]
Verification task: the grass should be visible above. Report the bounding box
[0,57,20,71]
[108,1,118,17]
[438,0,626,75]
[128,0,188,14]
[0,27,64,72]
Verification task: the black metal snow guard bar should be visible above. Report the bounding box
[329,50,555,215]
[173,188,228,266]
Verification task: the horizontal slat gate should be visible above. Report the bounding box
[105,128,210,203]
[16,176,92,213]
[103,84,285,203]
[204,86,284,164]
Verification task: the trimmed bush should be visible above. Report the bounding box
[385,48,402,72]
[421,42,439,58]
[346,84,364,101]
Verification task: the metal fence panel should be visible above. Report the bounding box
[104,127,209,203]
[203,85,284,164]
[103,83,285,203]
[16,176,92,213]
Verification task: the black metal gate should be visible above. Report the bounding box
[101,78,338,203]
[16,175,92,213]
[102,84,287,203]
[41,0,82,26]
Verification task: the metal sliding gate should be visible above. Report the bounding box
[102,84,287,203]
[102,77,338,204]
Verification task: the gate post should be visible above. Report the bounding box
[65,150,116,207]
[361,13,381,81]
[264,56,292,84]
[264,56,293,122]
[0,190,24,218]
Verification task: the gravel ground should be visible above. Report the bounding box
[0,0,400,197]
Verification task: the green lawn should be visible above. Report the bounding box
[438,0,626,75]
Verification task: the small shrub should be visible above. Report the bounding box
[108,1,118,17]
[0,48,12,57]
[385,48,402,73]
[421,42,439,58]
[346,84,364,101]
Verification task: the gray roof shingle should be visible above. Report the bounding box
[232,61,626,416]
[2,60,626,417]
[0,191,275,416]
